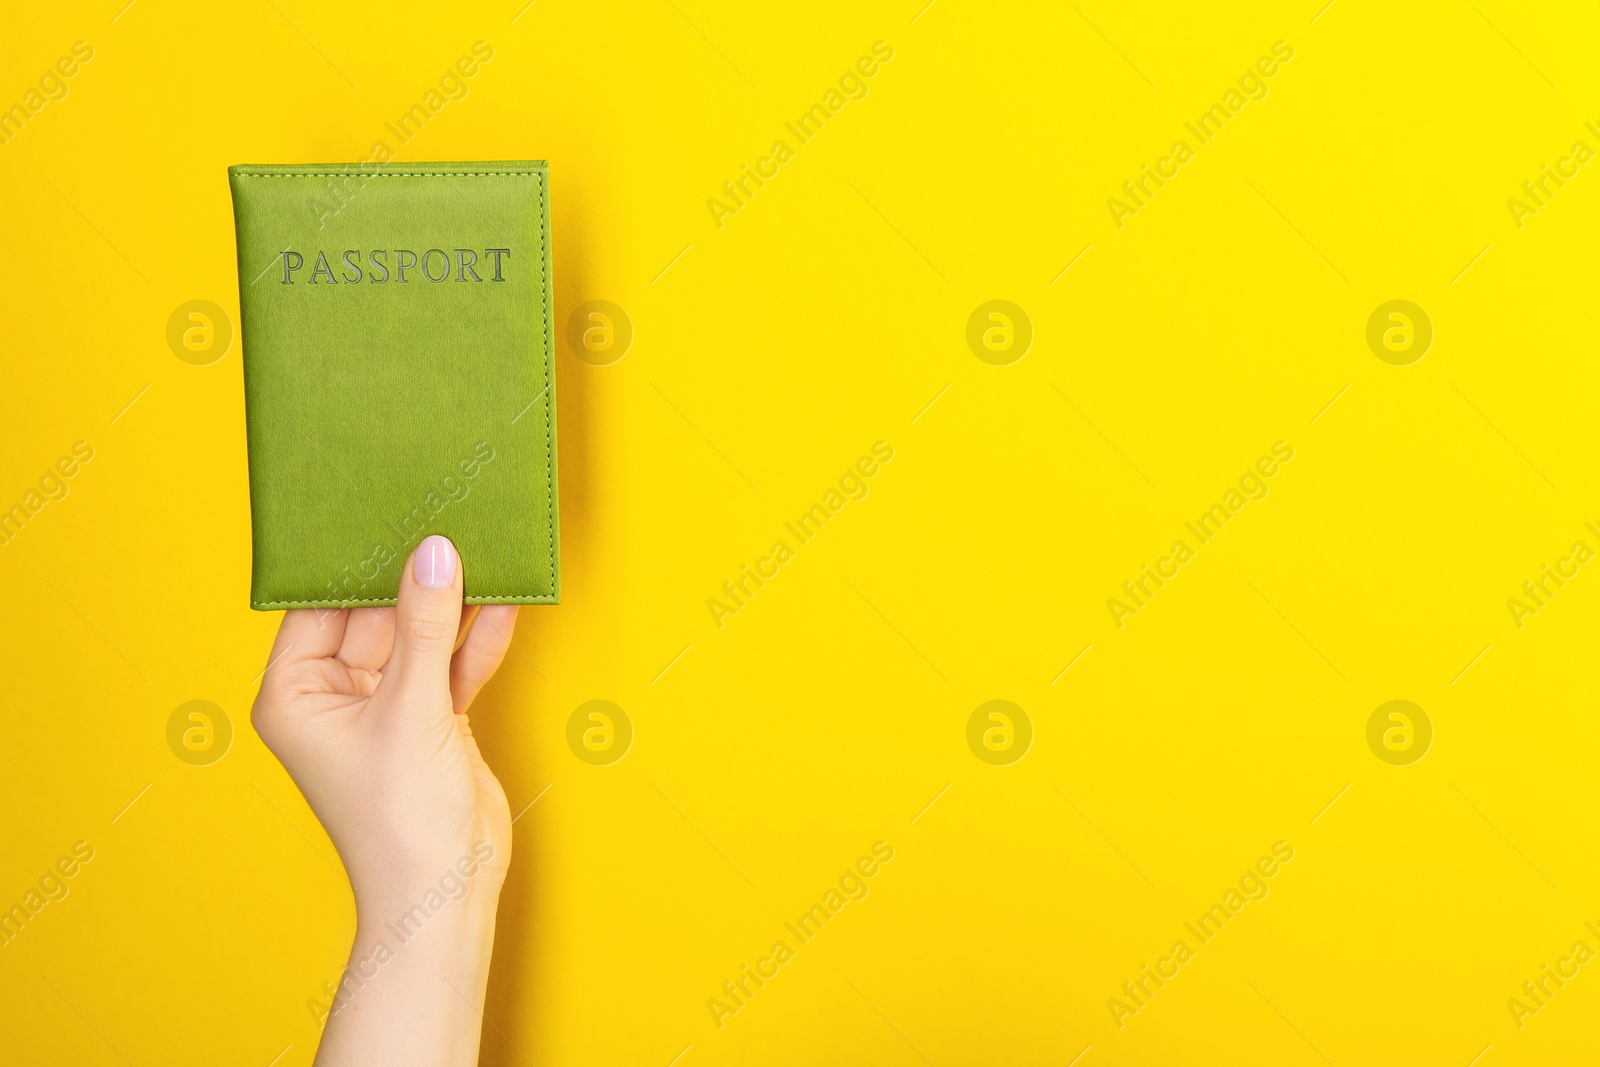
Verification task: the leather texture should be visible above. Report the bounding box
[228,161,559,609]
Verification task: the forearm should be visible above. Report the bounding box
[254,549,519,1066]
[315,887,500,1067]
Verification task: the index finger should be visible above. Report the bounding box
[263,607,348,680]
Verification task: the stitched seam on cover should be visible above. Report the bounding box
[254,595,558,608]
[232,172,540,178]
[538,169,556,594]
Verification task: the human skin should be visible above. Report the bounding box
[251,535,519,1066]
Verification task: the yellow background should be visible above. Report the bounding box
[3,1,1599,1063]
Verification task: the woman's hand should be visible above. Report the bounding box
[251,535,520,1066]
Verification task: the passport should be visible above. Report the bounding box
[228,160,559,609]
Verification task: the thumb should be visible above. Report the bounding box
[385,534,464,696]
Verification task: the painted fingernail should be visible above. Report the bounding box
[414,535,457,589]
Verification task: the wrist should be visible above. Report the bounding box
[346,838,507,918]
[349,880,500,963]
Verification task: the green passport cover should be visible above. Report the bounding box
[228,161,559,610]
